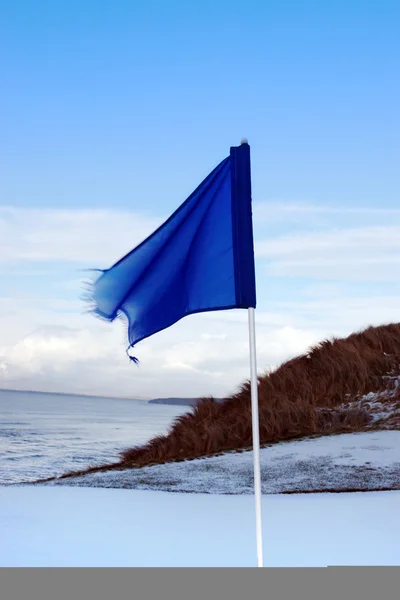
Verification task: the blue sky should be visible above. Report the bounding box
[1,1,400,397]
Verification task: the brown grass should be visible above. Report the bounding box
[117,322,400,468]
[44,322,400,482]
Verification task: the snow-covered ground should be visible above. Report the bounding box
[46,431,400,494]
[3,429,400,567]
[1,486,399,567]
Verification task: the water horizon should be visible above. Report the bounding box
[0,388,190,485]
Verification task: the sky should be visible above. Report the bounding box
[0,1,399,399]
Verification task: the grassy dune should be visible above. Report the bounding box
[119,322,400,465]
[39,322,400,483]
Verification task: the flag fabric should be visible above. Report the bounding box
[90,141,256,361]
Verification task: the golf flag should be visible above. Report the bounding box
[90,141,256,360]
[90,141,264,566]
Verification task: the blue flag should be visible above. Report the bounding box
[90,141,256,361]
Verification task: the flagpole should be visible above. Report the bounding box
[248,306,264,567]
[241,137,264,567]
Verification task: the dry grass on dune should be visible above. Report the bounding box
[119,322,400,467]
[49,322,400,483]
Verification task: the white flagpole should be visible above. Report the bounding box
[248,306,264,567]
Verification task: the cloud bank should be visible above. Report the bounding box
[1,202,399,398]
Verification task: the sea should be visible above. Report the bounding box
[0,389,190,485]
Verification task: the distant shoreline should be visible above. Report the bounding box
[149,397,223,406]
[149,398,199,406]
[0,387,147,402]
[0,387,205,406]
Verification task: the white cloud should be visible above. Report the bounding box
[256,225,400,281]
[3,290,395,399]
[0,303,321,398]
[258,226,400,256]
[253,201,400,225]
[0,206,162,266]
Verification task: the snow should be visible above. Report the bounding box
[47,431,400,494]
[2,390,399,567]
[341,389,400,429]
[1,486,399,567]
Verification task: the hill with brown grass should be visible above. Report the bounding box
[39,322,400,483]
